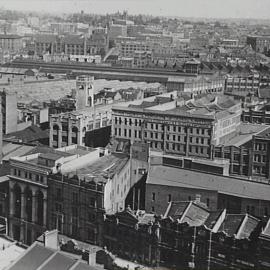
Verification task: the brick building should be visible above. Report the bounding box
[103,201,264,269]
[145,163,270,217]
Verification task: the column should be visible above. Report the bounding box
[68,127,72,146]
[21,192,26,220]
[58,126,62,148]
[43,196,47,227]
[32,194,37,224]
[9,187,15,217]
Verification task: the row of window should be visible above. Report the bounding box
[151,193,210,206]
[13,168,45,183]
[114,117,211,135]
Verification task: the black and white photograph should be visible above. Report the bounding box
[0,0,270,269]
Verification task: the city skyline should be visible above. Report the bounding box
[1,0,270,20]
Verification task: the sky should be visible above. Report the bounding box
[0,0,270,19]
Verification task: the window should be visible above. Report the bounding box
[90,197,96,207]
[151,206,155,212]
[188,196,192,201]
[206,198,210,207]
[168,194,172,202]
[152,192,156,201]
[72,192,78,203]
[14,169,17,176]
[72,206,78,217]
[18,170,21,177]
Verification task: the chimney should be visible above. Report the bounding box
[195,194,201,204]
[88,248,96,266]
[43,230,59,250]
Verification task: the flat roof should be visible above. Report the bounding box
[147,165,270,201]
[69,153,129,182]
[222,123,270,147]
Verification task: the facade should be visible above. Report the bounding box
[112,92,242,159]
[49,106,111,148]
[0,90,17,135]
[224,74,260,97]
[34,33,108,57]
[119,41,151,57]
[47,173,105,245]
[104,202,263,269]
[49,75,111,148]
[133,51,149,68]
[108,24,127,40]
[145,163,270,217]
[0,34,23,53]
[7,145,104,245]
[247,35,270,54]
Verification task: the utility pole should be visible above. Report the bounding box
[207,230,212,270]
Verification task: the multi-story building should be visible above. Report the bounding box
[112,92,242,159]
[145,161,270,217]
[0,34,23,53]
[7,144,104,245]
[0,90,17,135]
[104,202,262,269]
[133,51,149,68]
[119,40,151,57]
[34,33,108,57]
[224,74,260,97]
[247,35,270,54]
[108,24,127,40]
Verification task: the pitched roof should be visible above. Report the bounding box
[7,242,99,270]
[146,165,270,201]
[164,201,210,227]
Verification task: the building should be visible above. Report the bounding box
[34,33,108,57]
[0,90,17,135]
[224,74,260,97]
[103,201,263,269]
[49,105,111,148]
[247,35,270,54]
[7,144,102,245]
[133,51,149,68]
[0,34,23,53]
[145,163,270,217]
[119,40,151,57]
[109,24,127,40]
[112,92,242,159]
[5,230,102,270]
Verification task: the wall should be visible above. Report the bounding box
[145,183,218,214]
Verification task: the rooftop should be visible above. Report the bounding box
[147,165,270,201]
[164,201,210,227]
[68,153,129,183]
[222,123,269,147]
[6,241,99,270]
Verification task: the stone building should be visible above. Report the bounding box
[49,76,112,148]
[247,35,270,54]
[7,145,102,245]
[112,92,242,159]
